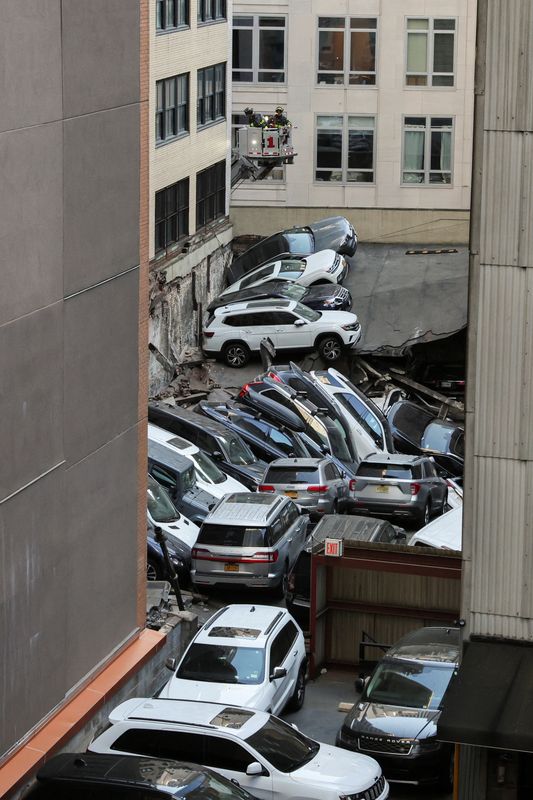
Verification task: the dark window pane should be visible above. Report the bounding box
[258,72,285,82]
[433,75,454,86]
[154,178,189,255]
[433,33,454,73]
[233,29,253,69]
[259,29,285,70]
[318,30,344,71]
[348,131,373,169]
[319,17,344,27]
[350,18,376,29]
[317,131,342,168]
[435,18,455,30]
[233,16,253,25]
[350,31,375,72]
[259,16,285,27]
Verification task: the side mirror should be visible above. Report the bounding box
[355,675,369,693]
[246,762,265,777]
[165,657,177,672]
[270,666,287,681]
[212,450,223,459]
[294,319,306,327]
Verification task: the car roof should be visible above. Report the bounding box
[311,514,391,543]
[195,604,289,645]
[110,698,267,739]
[410,507,463,549]
[205,492,287,524]
[148,424,198,454]
[387,626,461,664]
[360,453,423,465]
[148,440,195,473]
[149,402,237,440]
[36,753,204,795]
[215,299,294,315]
[266,457,324,469]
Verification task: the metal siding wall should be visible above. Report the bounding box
[330,569,460,613]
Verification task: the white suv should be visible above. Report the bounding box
[203,299,362,368]
[159,604,307,715]
[89,699,389,800]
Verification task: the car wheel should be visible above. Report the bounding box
[147,559,160,581]
[441,491,448,514]
[288,665,306,711]
[332,499,339,514]
[420,500,431,527]
[222,341,250,368]
[273,563,289,599]
[317,335,343,362]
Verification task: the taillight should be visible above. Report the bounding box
[349,479,356,491]
[251,550,278,563]
[410,482,421,495]
[238,383,251,398]
[203,330,215,338]
[258,484,275,492]
[307,485,328,493]
[267,372,283,382]
[192,547,210,559]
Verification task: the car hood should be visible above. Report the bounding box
[305,284,347,302]
[155,518,199,550]
[308,216,352,250]
[303,249,338,271]
[197,474,249,498]
[291,743,381,793]
[227,460,267,485]
[317,310,359,326]
[345,701,440,740]
[158,678,267,709]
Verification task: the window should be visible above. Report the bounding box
[156,0,189,31]
[148,463,177,494]
[155,178,189,254]
[403,116,453,184]
[111,728,203,762]
[196,160,226,227]
[232,16,286,83]
[156,74,189,142]
[315,115,375,183]
[406,18,456,86]
[232,114,284,181]
[317,17,377,85]
[197,64,226,127]
[204,737,254,772]
[198,0,226,23]
[270,622,298,670]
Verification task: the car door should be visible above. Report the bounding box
[240,311,278,352]
[424,459,446,506]
[326,461,348,502]
[270,311,313,351]
[203,734,273,800]
[278,503,306,568]
[268,622,300,714]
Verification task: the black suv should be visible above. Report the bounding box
[23,752,257,800]
[207,280,352,314]
[148,402,267,489]
[336,626,460,789]
[226,216,357,284]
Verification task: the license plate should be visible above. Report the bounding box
[285,490,298,499]
[224,563,239,572]
[376,485,389,494]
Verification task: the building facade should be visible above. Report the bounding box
[231,0,476,244]
[149,0,234,394]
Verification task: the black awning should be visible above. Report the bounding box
[437,639,533,751]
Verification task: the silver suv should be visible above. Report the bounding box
[259,457,352,519]
[191,493,309,596]
[352,453,447,527]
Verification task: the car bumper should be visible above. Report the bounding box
[191,569,279,589]
[336,262,349,283]
[343,327,362,349]
[351,499,421,520]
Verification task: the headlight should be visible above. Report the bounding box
[339,775,385,800]
[342,321,360,331]
[410,737,442,755]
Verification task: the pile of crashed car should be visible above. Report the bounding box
[29,219,465,798]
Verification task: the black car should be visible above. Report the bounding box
[336,626,460,789]
[226,216,357,284]
[387,400,464,477]
[196,399,314,462]
[147,524,189,584]
[148,440,218,524]
[148,402,267,489]
[23,752,257,800]
[207,280,352,314]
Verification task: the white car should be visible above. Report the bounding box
[159,604,307,715]
[203,299,362,368]
[147,474,199,556]
[148,423,249,498]
[89,699,389,800]
[409,506,462,550]
[220,249,347,298]
[310,368,395,455]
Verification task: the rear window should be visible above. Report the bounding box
[265,467,320,484]
[357,463,414,480]
[197,523,267,547]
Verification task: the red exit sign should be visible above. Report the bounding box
[324,538,343,557]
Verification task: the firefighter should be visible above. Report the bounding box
[270,106,291,128]
[243,107,266,128]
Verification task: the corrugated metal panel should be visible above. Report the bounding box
[458,745,488,800]
[331,569,459,613]
[479,132,533,267]
[473,264,530,458]
[485,0,533,132]
[468,457,533,637]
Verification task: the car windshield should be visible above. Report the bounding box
[147,476,180,523]
[191,450,226,484]
[280,283,307,301]
[363,658,456,710]
[246,716,319,773]
[266,467,320,484]
[294,303,320,322]
[240,264,276,289]
[187,769,254,800]
[177,643,265,684]
[218,432,257,465]
[197,524,266,547]
[284,231,314,252]
[357,463,413,480]
[335,392,385,449]
[422,422,464,457]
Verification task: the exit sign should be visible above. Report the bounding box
[324,538,343,557]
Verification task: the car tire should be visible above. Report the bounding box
[222,341,250,368]
[332,499,339,514]
[273,563,289,599]
[288,664,306,711]
[419,500,431,527]
[147,559,160,581]
[317,334,343,363]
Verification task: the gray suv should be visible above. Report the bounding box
[191,493,309,597]
[352,453,447,527]
[259,457,352,519]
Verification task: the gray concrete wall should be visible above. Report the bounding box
[230,206,470,245]
[0,0,143,759]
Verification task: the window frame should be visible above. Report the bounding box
[401,115,454,186]
[196,159,226,229]
[316,16,378,87]
[197,63,226,129]
[156,0,190,32]
[197,0,226,25]
[232,15,287,85]
[404,17,457,88]
[155,177,190,256]
[314,113,376,185]
[155,73,189,144]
